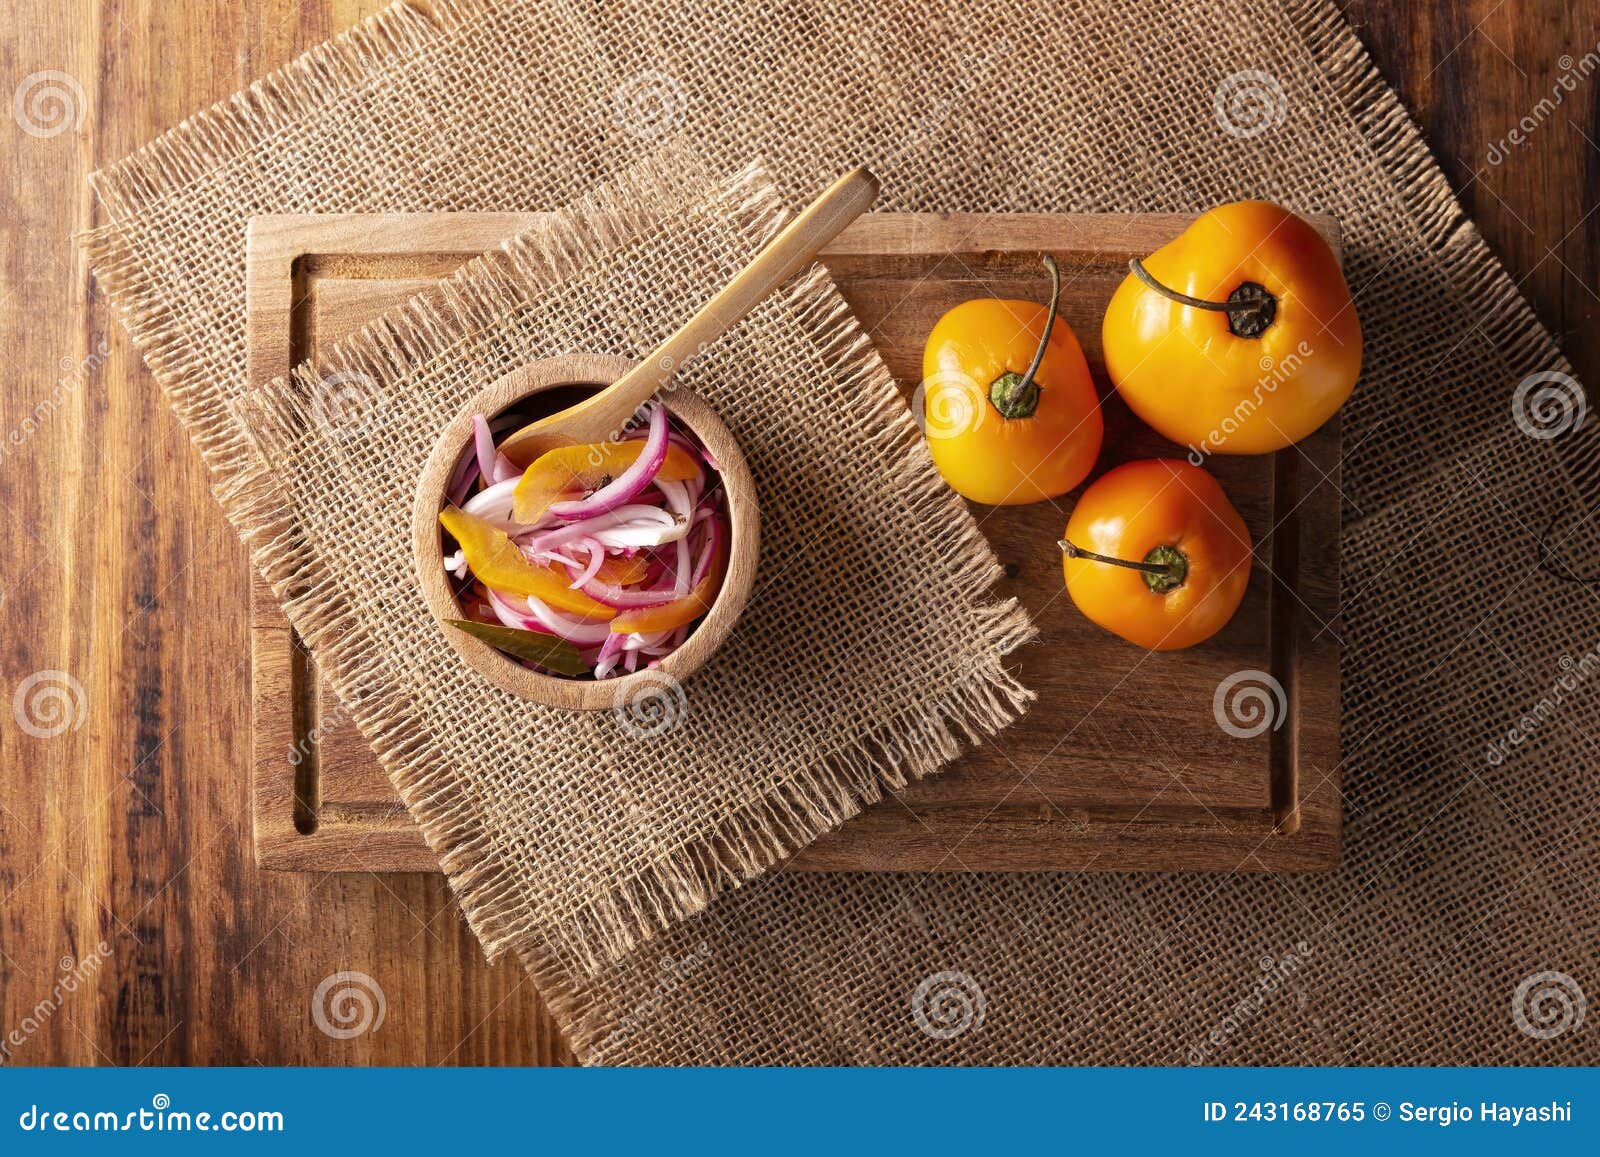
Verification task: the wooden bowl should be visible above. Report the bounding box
[412,352,759,709]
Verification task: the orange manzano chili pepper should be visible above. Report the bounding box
[1060,459,1251,650]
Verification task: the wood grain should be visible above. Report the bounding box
[245,210,1343,875]
[0,0,1591,1066]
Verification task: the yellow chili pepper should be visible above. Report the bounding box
[439,506,616,621]
[920,255,1104,505]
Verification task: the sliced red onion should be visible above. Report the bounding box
[621,629,674,652]
[656,478,694,523]
[446,446,480,508]
[463,476,521,522]
[472,414,497,485]
[532,548,581,569]
[491,451,520,485]
[548,403,668,521]
[576,575,681,609]
[593,631,626,679]
[673,535,691,598]
[591,515,691,550]
[567,538,606,589]
[689,514,723,589]
[450,401,727,679]
[486,588,551,633]
[522,594,614,645]
[533,505,680,552]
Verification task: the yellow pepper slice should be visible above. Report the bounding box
[512,440,701,524]
[596,554,649,586]
[610,533,726,634]
[439,506,615,621]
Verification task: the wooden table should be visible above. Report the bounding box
[1,0,1594,1065]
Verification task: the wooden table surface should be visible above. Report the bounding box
[1,0,1595,1066]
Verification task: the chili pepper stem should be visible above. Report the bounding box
[1060,538,1189,594]
[1127,256,1277,339]
[988,254,1062,420]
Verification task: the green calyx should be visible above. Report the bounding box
[988,371,1040,419]
[1140,545,1189,594]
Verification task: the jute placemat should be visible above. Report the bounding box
[219,154,1033,979]
[85,0,1600,1063]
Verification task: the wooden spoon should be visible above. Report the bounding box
[497,166,880,466]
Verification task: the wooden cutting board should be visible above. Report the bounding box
[245,210,1342,874]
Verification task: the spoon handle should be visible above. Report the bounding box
[641,165,880,387]
[501,166,879,459]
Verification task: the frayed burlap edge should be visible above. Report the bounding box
[172,151,1035,975]
[1284,0,1595,503]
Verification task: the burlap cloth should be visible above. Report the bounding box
[220,154,1034,980]
[84,0,1600,1064]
